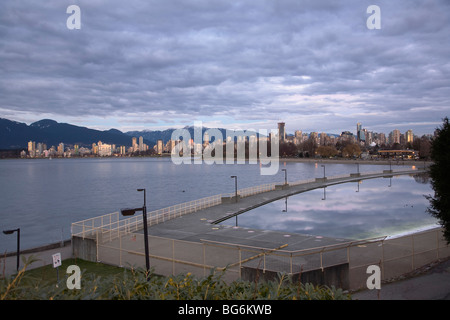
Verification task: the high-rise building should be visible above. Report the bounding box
[157,139,163,155]
[57,142,65,156]
[392,129,401,145]
[278,122,286,142]
[28,141,36,157]
[132,137,138,152]
[139,136,144,151]
[294,130,303,145]
[405,129,414,145]
[356,123,365,142]
[98,141,112,156]
[166,140,176,153]
[92,143,98,155]
[320,132,328,146]
[310,132,319,146]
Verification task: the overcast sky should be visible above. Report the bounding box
[1,0,449,136]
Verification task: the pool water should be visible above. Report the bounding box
[221,173,438,240]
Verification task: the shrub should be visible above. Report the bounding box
[1,258,351,300]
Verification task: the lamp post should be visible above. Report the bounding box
[121,188,150,280]
[230,176,238,203]
[3,228,20,271]
[281,168,287,185]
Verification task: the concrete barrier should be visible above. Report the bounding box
[72,236,97,262]
[275,184,290,190]
[221,195,241,203]
[241,263,350,290]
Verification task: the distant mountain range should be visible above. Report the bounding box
[0,118,148,149]
[0,118,258,150]
[0,117,341,150]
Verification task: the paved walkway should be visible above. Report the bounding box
[352,257,450,300]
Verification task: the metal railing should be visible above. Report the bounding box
[72,194,222,241]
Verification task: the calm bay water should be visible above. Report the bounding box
[0,157,434,252]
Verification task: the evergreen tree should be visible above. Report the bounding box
[426,117,450,243]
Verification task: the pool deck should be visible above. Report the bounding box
[145,169,424,251]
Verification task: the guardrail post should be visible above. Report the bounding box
[119,231,122,267]
[411,233,415,271]
[203,244,206,277]
[436,229,440,260]
[290,253,293,274]
[172,239,175,276]
[381,239,385,280]
[239,247,242,278]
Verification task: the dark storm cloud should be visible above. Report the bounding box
[0,0,449,134]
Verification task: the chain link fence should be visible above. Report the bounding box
[90,226,449,290]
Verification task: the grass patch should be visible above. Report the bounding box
[23,258,130,286]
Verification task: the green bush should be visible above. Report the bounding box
[1,257,351,300]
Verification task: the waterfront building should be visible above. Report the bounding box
[132,137,138,152]
[57,143,65,156]
[166,140,176,153]
[157,139,163,155]
[28,141,36,157]
[310,132,319,146]
[294,130,303,145]
[278,122,286,142]
[390,129,401,145]
[405,129,414,145]
[339,131,355,144]
[356,123,365,143]
[92,143,98,155]
[139,136,144,151]
[98,141,112,156]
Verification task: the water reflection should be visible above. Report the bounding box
[222,173,437,240]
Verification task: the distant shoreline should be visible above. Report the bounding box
[277,157,432,166]
[1,154,433,167]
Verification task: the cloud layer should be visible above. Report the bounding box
[1,0,449,135]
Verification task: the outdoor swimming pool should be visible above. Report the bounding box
[220,173,438,240]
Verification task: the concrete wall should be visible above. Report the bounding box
[221,195,241,203]
[72,236,97,262]
[241,263,350,290]
[275,184,290,190]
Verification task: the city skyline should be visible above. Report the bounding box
[1,1,449,136]
[23,119,430,159]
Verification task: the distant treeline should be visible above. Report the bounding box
[0,149,25,159]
